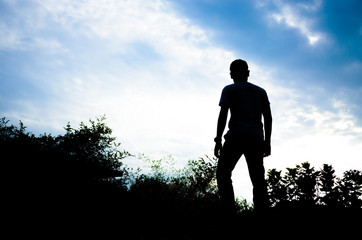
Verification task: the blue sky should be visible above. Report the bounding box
[174,0,362,108]
[1,0,361,201]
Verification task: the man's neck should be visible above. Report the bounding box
[233,79,248,83]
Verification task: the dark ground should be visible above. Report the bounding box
[5,198,361,240]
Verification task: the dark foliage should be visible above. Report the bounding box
[1,116,129,197]
[1,117,229,238]
[267,162,362,208]
[2,116,361,238]
[1,116,133,231]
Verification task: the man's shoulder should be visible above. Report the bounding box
[221,84,236,96]
[223,82,267,94]
[222,83,235,90]
[247,82,267,93]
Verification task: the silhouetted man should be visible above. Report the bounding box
[214,59,272,214]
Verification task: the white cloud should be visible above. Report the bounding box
[2,0,235,159]
[0,1,62,51]
[271,6,322,45]
[297,0,322,12]
[264,94,362,175]
[263,0,325,45]
[0,22,23,50]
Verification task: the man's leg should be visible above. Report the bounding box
[216,139,243,214]
[245,151,268,211]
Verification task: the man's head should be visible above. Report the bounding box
[230,59,249,82]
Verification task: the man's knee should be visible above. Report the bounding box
[216,168,231,183]
[216,165,232,186]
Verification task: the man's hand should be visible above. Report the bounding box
[263,141,271,157]
[214,141,222,158]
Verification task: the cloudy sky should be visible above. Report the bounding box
[1,0,361,201]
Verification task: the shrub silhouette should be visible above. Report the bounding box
[3,116,361,210]
[1,115,131,220]
[2,116,361,238]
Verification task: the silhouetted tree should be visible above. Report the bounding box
[267,162,362,208]
[266,168,288,207]
[1,116,130,208]
[318,164,340,207]
[338,169,362,208]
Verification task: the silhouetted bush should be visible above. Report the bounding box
[3,116,361,211]
[130,154,222,217]
[1,115,131,218]
[2,116,361,238]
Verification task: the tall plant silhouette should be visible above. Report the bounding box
[266,162,362,208]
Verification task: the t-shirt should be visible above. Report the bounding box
[219,81,270,131]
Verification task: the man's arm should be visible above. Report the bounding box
[263,104,272,157]
[214,106,228,158]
